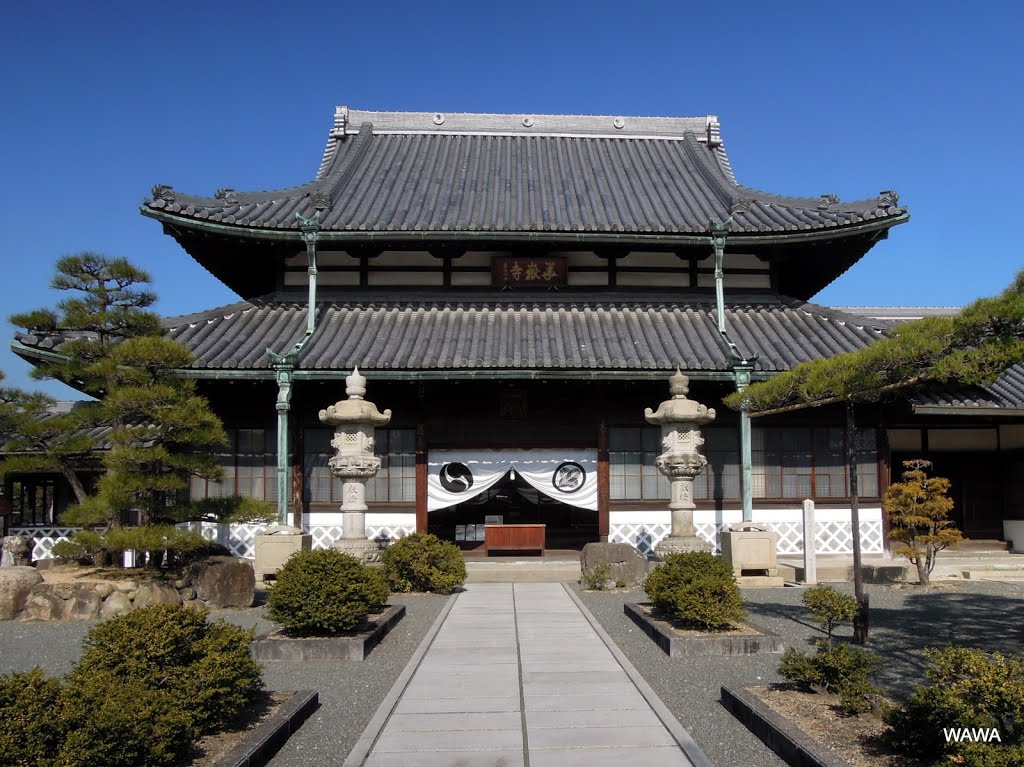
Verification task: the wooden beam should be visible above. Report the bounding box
[415,424,428,534]
[598,420,609,539]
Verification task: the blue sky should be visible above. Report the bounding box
[2,1,1022,395]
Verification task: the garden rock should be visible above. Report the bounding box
[1,536,32,567]
[133,581,182,608]
[0,566,43,619]
[93,582,114,599]
[581,542,649,587]
[21,590,65,621]
[99,590,133,618]
[188,556,255,608]
[65,585,102,620]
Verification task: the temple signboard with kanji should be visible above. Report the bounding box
[492,256,567,288]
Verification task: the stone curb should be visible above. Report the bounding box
[564,584,716,767]
[342,592,459,767]
[720,685,850,767]
[625,602,786,656]
[251,604,406,661]
[212,689,319,767]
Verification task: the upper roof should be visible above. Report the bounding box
[143,106,907,239]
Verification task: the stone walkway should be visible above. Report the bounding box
[350,583,708,767]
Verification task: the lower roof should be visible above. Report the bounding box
[139,292,886,377]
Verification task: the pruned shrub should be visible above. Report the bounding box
[0,668,63,767]
[71,603,262,734]
[669,574,746,631]
[802,584,859,648]
[58,671,193,767]
[780,644,881,714]
[885,647,1024,762]
[380,532,466,594]
[268,549,390,635]
[643,551,745,630]
[582,562,611,590]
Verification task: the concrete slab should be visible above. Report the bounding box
[365,751,524,767]
[529,746,692,767]
[372,728,523,752]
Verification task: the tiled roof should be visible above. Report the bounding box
[912,364,1024,413]
[143,108,906,238]
[126,293,888,374]
[839,307,1024,414]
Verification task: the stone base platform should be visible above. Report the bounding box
[251,604,405,661]
[735,575,785,588]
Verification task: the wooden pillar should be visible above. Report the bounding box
[879,426,892,555]
[598,420,610,539]
[415,424,428,534]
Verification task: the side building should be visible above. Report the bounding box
[9,107,1021,557]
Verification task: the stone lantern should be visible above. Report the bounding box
[644,369,716,557]
[319,367,392,562]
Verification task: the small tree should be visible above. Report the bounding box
[884,459,961,586]
[803,584,859,650]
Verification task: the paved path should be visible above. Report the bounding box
[353,583,707,767]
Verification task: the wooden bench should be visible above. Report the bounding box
[484,524,545,555]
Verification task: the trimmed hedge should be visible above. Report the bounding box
[0,669,63,767]
[644,551,745,631]
[73,603,262,734]
[381,533,467,595]
[886,647,1024,764]
[267,548,390,635]
[0,604,263,767]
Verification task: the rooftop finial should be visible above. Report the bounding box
[346,366,367,399]
[670,368,689,398]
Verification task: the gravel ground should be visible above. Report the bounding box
[0,592,450,767]
[575,578,1024,767]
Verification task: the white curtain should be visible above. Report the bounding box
[428,449,598,511]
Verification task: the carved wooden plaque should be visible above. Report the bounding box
[492,256,567,288]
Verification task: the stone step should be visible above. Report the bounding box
[960,566,1024,581]
[777,561,910,584]
[465,560,582,583]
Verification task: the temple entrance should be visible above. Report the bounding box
[426,449,600,551]
[428,471,599,550]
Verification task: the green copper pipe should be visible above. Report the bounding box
[711,219,755,522]
[267,212,322,525]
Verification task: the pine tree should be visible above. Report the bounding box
[9,255,275,539]
[884,459,962,586]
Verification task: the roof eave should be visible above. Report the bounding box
[911,404,1024,417]
[142,207,910,248]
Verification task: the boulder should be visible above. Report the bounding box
[93,583,115,599]
[50,582,76,601]
[65,585,102,621]
[188,556,255,608]
[21,591,65,622]
[99,590,133,618]
[581,542,650,588]
[133,581,182,608]
[1,536,32,568]
[0,566,43,619]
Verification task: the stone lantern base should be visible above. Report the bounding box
[332,538,383,564]
[654,534,712,558]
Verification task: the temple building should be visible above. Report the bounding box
[9,107,1024,557]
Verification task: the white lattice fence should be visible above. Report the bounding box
[610,512,884,557]
[9,527,79,560]
[608,523,672,556]
[192,522,415,559]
